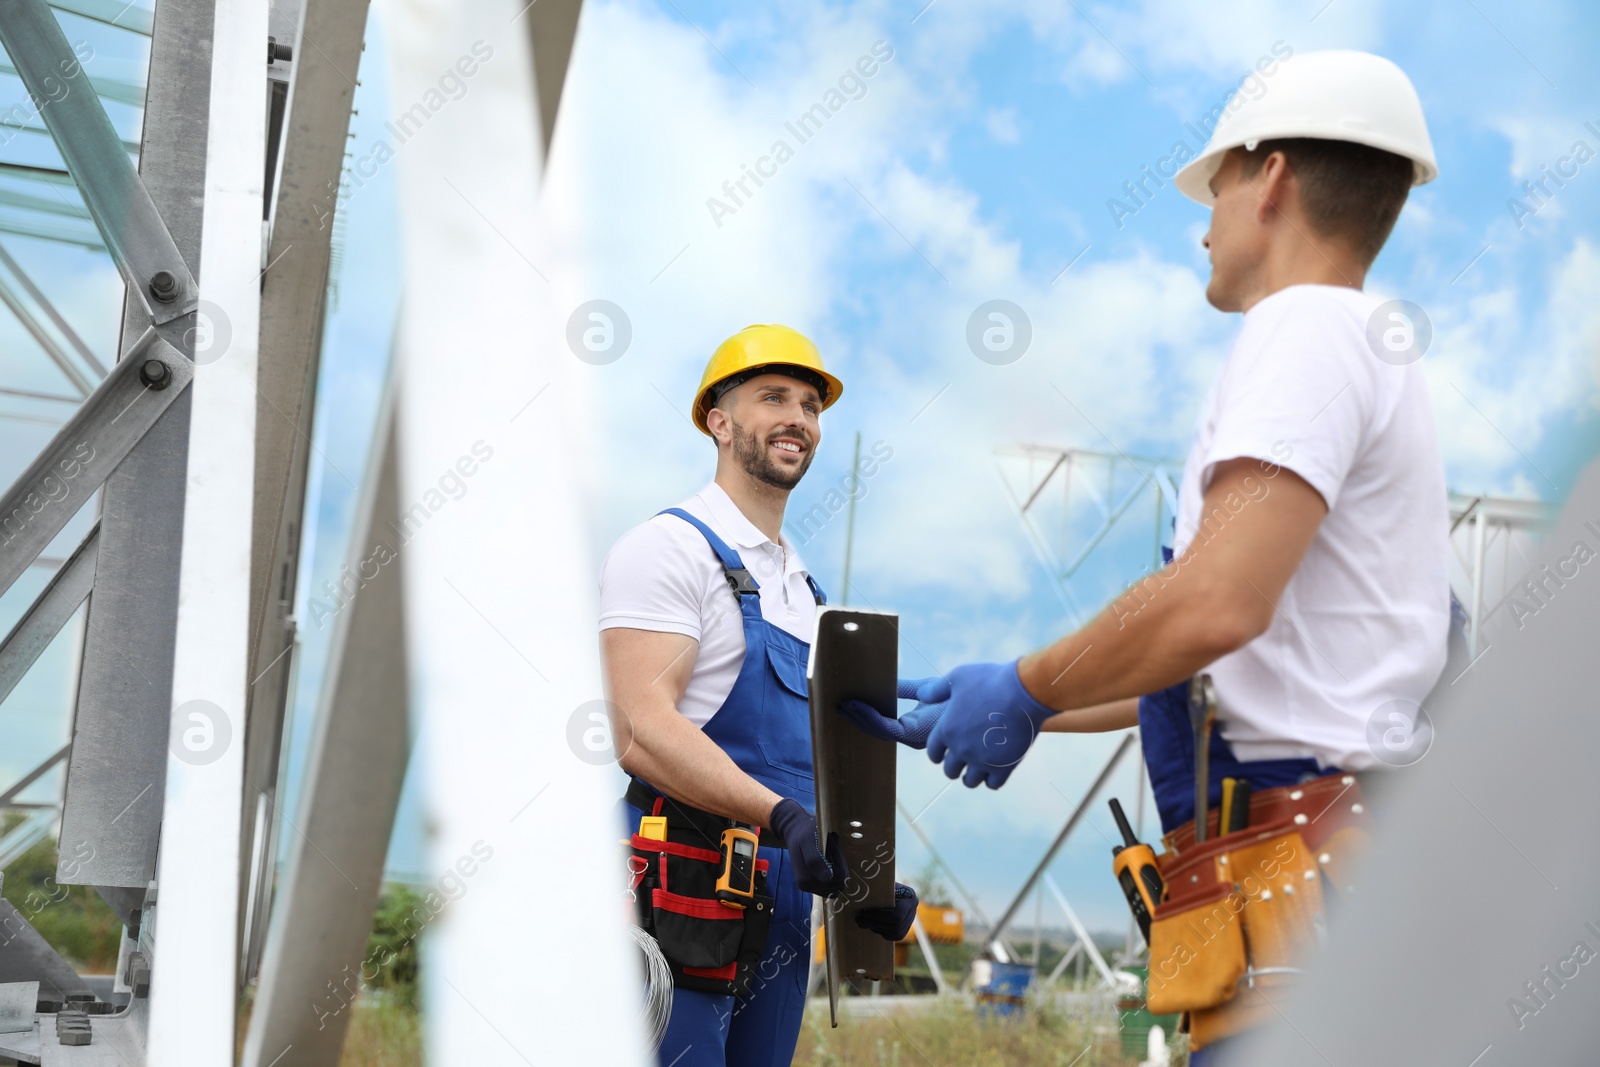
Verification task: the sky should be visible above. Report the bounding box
[1,0,1598,937]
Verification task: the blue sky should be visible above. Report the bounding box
[3,0,1598,936]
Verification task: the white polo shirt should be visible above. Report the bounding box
[598,482,821,728]
[1173,284,1451,771]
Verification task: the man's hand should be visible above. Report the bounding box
[769,799,850,898]
[837,677,952,749]
[857,883,919,942]
[923,661,1057,789]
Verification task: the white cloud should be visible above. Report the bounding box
[1421,239,1600,495]
[986,106,1021,145]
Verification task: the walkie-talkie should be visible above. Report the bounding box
[715,825,760,909]
[1109,798,1165,944]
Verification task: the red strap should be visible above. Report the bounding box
[651,888,743,920]
[632,835,721,866]
[651,797,663,817]
[682,961,739,981]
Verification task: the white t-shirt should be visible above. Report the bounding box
[598,482,820,728]
[1172,284,1450,770]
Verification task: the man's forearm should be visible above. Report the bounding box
[1017,562,1249,713]
[618,706,782,828]
[1039,696,1141,733]
[1017,460,1323,713]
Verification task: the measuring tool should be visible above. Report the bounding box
[714,825,760,909]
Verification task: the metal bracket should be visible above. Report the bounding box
[0,329,190,593]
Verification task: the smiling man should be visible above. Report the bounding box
[601,324,917,1067]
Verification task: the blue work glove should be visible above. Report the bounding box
[769,798,850,898]
[923,660,1057,790]
[836,677,953,750]
[856,882,919,942]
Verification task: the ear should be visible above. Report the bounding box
[705,404,732,446]
[1254,151,1291,224]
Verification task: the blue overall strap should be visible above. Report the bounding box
[658,508,759,596]
[805,574,826,605]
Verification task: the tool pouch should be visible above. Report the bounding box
[628,832,775,997]
[1142,821,1325,1048]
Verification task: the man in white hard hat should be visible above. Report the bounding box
[841,51,1460,1061]
[603,324,918,1067]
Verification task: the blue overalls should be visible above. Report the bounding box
[622,508,823,1067]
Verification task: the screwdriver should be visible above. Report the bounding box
[1109,797,1165,944]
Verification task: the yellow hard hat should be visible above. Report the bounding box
[691,324,843,436]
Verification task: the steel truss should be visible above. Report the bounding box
[0,0,596,1061]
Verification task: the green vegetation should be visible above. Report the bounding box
[364,885,426,1007]
[794,993,1176,1066]
[0,818,121,972]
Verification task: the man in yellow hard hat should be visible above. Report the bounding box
[600,324,918,1067]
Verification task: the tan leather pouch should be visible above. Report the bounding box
[1144,882,1247,1016]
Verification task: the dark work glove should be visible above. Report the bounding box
[837,676,953,750]
[856,882,919,942]
[769,798,850,898]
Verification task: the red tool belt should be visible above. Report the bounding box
[625,790,776,998]
[1144,771,1373,1050]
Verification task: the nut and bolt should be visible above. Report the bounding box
[140,359,171,390]
[148,270,179,303]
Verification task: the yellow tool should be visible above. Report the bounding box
[714,825,760,909]
[637,815,667,842]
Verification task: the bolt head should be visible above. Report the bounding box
[149,270,178,302]
[140,359,171,389]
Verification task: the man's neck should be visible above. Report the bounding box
[714,468,789,544]
[1238,232,1368,313]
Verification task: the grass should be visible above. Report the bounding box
[791,993,1183,1067]
[337,993,424,1067]
[0,817,122,973]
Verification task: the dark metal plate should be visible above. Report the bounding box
[807,606,898,1024]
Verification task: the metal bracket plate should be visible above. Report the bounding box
[807,606,898,1025]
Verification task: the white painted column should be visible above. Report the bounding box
[378,0,648,1061]
[145,0,269,1058]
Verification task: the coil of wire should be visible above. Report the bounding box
[628,925,674,1049]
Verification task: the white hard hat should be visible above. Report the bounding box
[1174,50,1438,206]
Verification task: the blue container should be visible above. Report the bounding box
[975,961,1034,1020]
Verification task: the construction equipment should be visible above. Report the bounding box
[1174,49,1439,204]
[691,323,844,433]
[1189,674,1217,843]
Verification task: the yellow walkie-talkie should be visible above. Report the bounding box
[715,825,760,909]
[1109,798,1165,945]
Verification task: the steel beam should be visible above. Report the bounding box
[0,330,190,594]
[0,525,95,708]
[47,0,154,35]
[238,0,371,982]
[241,395,410,1067]
[0,241,106,375]
[54,0,215,896]
[0,0,196,321]
[0,271,93,395]
[0,899,92,999]
[0,745,69,809]
[986,732,1134,954]
[525,0,583,159]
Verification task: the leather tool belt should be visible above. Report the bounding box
[623,779,777,997]
[1142,771,1373,1050]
